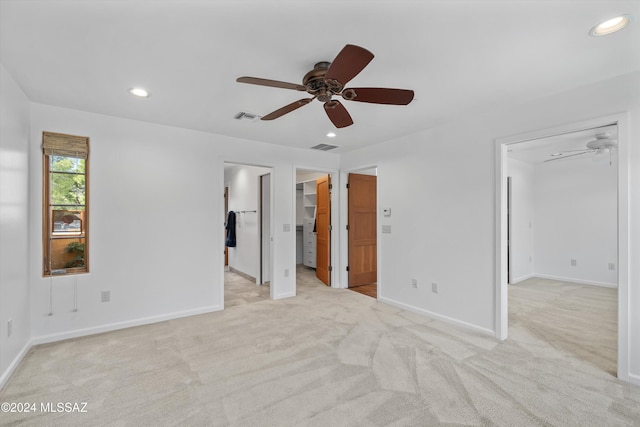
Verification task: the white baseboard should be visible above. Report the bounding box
[510,273,535,284]
[534,274,617,289]
[273,291,295,300]
[378,296,495,337]
[0,340,32,391]
[628,372,640,386]
[228,266,256,284]
[31,304,222,346]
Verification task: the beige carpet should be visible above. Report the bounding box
[1,276,639,426]
[224,270,270,308]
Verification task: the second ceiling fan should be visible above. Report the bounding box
[236,44,414,128]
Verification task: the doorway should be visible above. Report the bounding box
[347,169,378,298]
[224,162,273,306]
[295,169,334,289]
[496,114,630,381]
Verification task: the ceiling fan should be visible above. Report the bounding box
[544,133,617,165]
[236,44,414,128]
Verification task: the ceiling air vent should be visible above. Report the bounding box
[234,112,260,121]
[310,143,339,151]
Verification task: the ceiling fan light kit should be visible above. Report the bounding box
[236,44,414,128]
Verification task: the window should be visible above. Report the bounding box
[42,132,89,276]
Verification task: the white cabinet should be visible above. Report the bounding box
[302,180,317,268]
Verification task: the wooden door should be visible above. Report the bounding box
[348,173,377,287]
[316,175,331,286]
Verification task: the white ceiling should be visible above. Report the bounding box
[1,1,638,153]
[508,124,618,165]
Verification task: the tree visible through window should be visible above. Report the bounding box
[43,132,89,276]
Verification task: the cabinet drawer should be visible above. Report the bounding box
[303,258,317,268]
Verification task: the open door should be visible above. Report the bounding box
[316,174,331,286]
[348,173,377,287]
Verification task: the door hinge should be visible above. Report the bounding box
[346,266,350,272]
[329,225,332,231]
[346,224,350,230]
[329,183,333,190]
[329,265,333,272]
[346,183,350,189]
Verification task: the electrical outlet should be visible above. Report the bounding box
[411,278,418,288]
[101,290,110,303]
[432,282,439,294]
[570,259,577,267]
[7,319,12,337]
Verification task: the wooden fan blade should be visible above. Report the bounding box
[261,98,313,121]
[237,77,307,91]
[324,44,374,87]
[342,87,414,105]
[324,100,353,128]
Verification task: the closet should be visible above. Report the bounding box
[301,180,317,268]
[296,170,331,286]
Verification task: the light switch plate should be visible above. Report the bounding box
[382,224,392,234]
[382,208,391,217]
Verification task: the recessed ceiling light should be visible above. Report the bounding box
[589,15,632,36]
[550,153,563,157]
[326,132,336,138]
[129,87,150,98]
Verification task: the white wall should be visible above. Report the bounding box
[225,164,270,281]
[340,71,640,381]
[507,158,535,283]
[2,64,638,384]
[27,103,339,342]
[0,64,31,387]
[508,153,617,287]
[534,156,617,287]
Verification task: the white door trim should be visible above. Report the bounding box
[221,160,276,301]
[494,113,630,382]
[293,166,340,289]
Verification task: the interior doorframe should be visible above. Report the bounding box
[259,172,271,285]
[293,166,340,289]
[495,113,630,382]
[340,164,380,296]
[221,160,276,304]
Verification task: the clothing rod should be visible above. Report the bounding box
[237,210,257,213]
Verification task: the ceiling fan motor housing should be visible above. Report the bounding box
[303,61,344,101]
[586,133,617,150]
